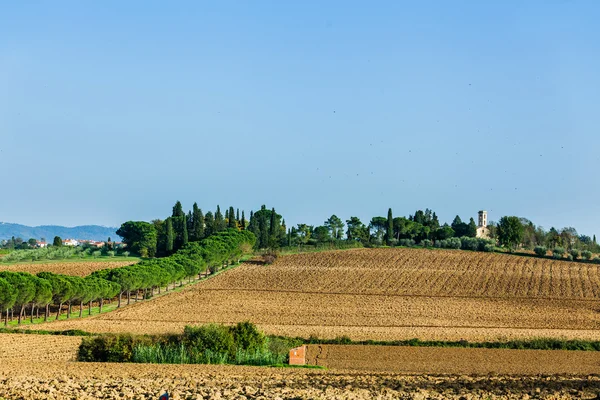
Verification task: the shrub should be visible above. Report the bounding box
[582,250,593,261]
[230,321,266,353]
[398,239,416,247]
[483,244,495,252]
[421,239,433,248]
[447,237,462,249]
[534,246,547,257]
[567,254,574,261]
[570,249,580,260]
[460,237,478,251]
[183,324,235,359]
[107,251,115,257]
[122,251,130,257]
[553,247,565,259]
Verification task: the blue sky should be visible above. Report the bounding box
[1,1,598,236]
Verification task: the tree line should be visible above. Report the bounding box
[116,202,598,257]
[0,229,255,326]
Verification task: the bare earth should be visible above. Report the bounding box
[0,260,137,277]
[29,248,600,342]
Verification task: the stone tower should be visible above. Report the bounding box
[476,210,489,239]
[478,210,488,228]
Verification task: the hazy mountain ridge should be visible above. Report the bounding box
[0,222,121,242]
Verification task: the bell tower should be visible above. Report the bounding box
[478,210,487,228]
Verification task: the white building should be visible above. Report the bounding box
[63,238,79,246]
[476,210,490,239]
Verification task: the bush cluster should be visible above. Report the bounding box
[78,322,285,366]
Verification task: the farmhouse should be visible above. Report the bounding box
[476,210,489,239]
[63,238,79,246]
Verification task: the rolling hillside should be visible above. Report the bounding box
[31,247,600,342]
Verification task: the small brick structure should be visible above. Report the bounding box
[289,345,306,365]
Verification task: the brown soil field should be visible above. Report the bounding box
[0,260,137,276]
[2,360,600,399]
[0,333,81,362]
[306,344,600,375]
[30,248,600,342]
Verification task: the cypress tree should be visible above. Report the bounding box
[241,211,246,230]
[467,218,478,238]
[215,206,226,232]
[258,212,268,249]
[269,208,278,248]
[166,218,174,254]
[236,209,240,222]
[225,208,230,221]
[228,206,237,228]
[386,208,393,245]
[172,201,184,217]
[182,215,189,246]
[204,212,215,237]
[192,203,204,241]
[594,235,597,245]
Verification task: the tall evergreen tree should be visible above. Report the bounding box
[172,201,184,217]
[182,215,189,246]
[241,211,246,230]
[204,212,215,237]
[214,206,226,232]
[165,218,174,254]
[467,218,478,238]
[258,211,269,249]
[191,203,204,241]
[431,212,440,231]
[594,234,597,245]
[269,207,279,248]
[228,206,237,229]
[386,208,394,245]
[236,209,240,222]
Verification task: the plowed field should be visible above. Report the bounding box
[0,260,138,276]
[3,360,600,399]
[26,248,600,341]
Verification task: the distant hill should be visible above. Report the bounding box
[0,222,121,242]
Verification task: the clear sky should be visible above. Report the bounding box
[1,1,598,236]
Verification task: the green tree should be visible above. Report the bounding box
[214,206,227,232]
[182,215,189,247]
[116,221,157,257]
[191,203,204,242]
[204,212,215,237]
[467,218,478,238]
[53,236,62,247]
[313,226,331,244]
[228,206,237,229]
[369,217,387,244]
[325,215,344,241]
[451,216,467,238]
[241,211,246,230]
[346,217,368,242]
[0,272,35,324]
[386,208,394,245]
[497,216,524,252]
[165,218,174,254]
[172,201,184,217]
[296,224,313,247]
[0,277,17,326]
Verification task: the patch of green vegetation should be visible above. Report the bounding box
[77,322,290,367]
